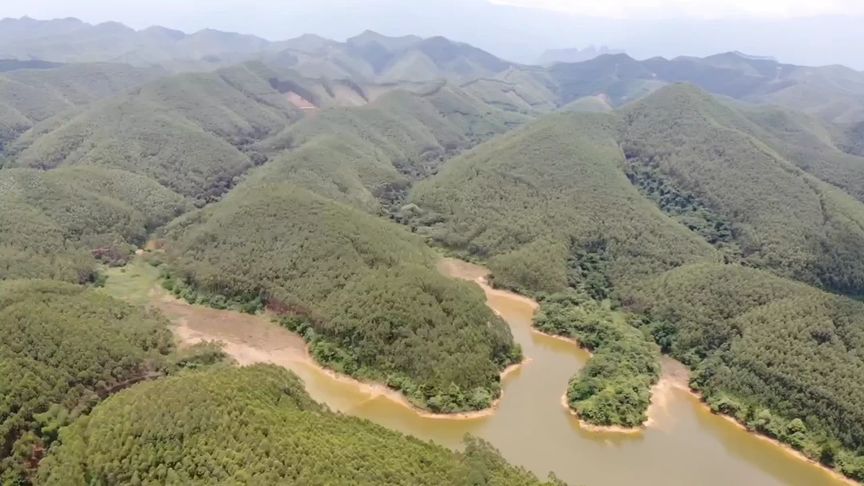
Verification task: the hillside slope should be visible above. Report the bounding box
[621,84,864,294]
[251,85,528,213]
[37,366,554,485]
[8,63,300,201]
[731,105,864,203]
[627,263,864,480]
[412,83,864,480]
[161,185,521,413]
[410,111,718,294]
[412,83,864,294]
[547,52,864,124]
[0,167,187,282]
[0,62,163,148]
[0,280,174,483]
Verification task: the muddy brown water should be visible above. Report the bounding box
[157,258,851,486]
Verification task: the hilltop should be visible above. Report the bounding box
[410,82,864,480]
[0,20,863,484]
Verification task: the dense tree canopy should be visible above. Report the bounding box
[7,63,299,201]
[37,366,556,485]
[0,167,188,282]
[619,85,864,295]
[534,293,660,427]
[627,263,864,480]
[0,166,188,283]
[410,111,718,294]
[3,33,864,484]
[250,85,528,214]
[0,62,164,149]
[161,185,520,412]
[411,84,864,480]
[0,280,174,483]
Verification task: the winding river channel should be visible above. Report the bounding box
[124,258,851,486]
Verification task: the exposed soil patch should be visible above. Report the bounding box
[286,91,318,111]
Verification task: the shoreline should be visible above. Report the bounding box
[167,290,530,422]
[557,359,688,435]
[683,385,859,486]
[475,276,540,311]
[531,328,647,434]
[159,257,858,484]
[560,393,645,434]
[546,327,858,485]
[299,347,529,421]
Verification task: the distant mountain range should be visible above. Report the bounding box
[0,18,515,82]
[537,46,624,65]
[1,15,864,484]
[0,17,279,71]
[0,17,862,129]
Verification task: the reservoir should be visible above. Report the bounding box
[117,258,851,486]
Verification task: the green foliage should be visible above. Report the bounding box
[309,265,520,412]
[534,293,661,427]
[250,86,526,214]
[8,63,298,201]
[627,262,864,476]
[413,83,864,480]
[0,62,164,148]
[168,342,228,371]
[162,184,520,412]
[0,167,188,283]
[735,106,864,204]
[566,239,614,300]
[410,111,717,294]
[0,280,173,483]
[624,154,739,256]
[620,84,864,294]
[37,366,554,485]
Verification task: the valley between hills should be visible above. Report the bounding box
[2,16,864,486]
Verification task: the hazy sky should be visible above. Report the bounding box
[490,0,864,18]
[1,0,862,68]
[5,0,864,25]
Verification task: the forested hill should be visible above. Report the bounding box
[160,184,521,414]
[5,63,302,201]
[620,84,864,294]
[0,47,534,420]
[2,18,864,484]
[0,167,187,283]
[414,84,864,297]
[0,280,175,482]
[248,86,529,213]
[628,263,864,478]
[0,62,164,149]
[410,83,864,480]
[410,111,719,293]
[547,52,864,124]
[37,366,557,485]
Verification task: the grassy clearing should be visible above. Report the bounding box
[99,256,161,307]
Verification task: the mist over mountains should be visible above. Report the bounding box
[2,8,864,485]
[1,16,862,126]
[1,0,861,69]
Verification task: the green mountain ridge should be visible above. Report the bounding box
[159,183,520,412]
[410,82,864,480]
[1,22,864,484]
[0,166,187,283]
[7,63,300,200]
